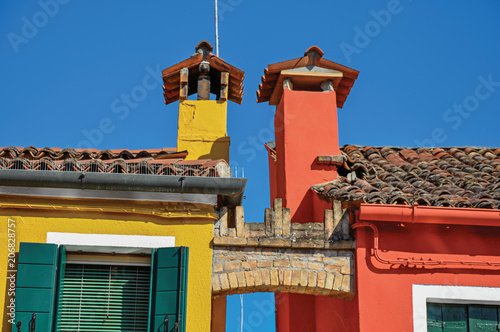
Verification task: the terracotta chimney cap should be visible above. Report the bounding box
[196,41,213,57]
[304,45,324,58]
[256,46,359,108]
[162,41,245,105]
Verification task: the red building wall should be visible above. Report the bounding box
[276,293,359,332]
[355,216,500,331]
[271,89,359,331]
[273,89,338,223]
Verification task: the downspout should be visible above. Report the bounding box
[0,169,247,208]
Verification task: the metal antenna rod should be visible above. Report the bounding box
[240,294,244,332]
[214,0,219,56]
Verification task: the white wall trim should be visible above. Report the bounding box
[413,284,500,332]
[47,232,175,254]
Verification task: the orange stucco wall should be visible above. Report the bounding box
[315,295,359,332]
[355,220,500,331]
[274,89,339,223]
[276,293,359,332]
[273,89,357,331]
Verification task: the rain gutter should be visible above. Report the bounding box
[357,203,500,227]
[0,169,247,208]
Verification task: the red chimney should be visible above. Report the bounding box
[258,46,359,223]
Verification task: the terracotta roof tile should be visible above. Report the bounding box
[0,146,230,178]
[312,145,500,209]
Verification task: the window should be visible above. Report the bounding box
[57,263,151,331]
[13,242,189,332]
[427,303,500,331]
[413,284,500,332]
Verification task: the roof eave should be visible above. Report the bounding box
[0,169,247,208]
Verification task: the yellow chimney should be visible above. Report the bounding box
[162,41,244,163]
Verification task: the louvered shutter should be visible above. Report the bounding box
[56,263,151,331]
[12,242,59,332]
[150,247,189,332]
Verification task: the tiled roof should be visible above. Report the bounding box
[256,46,359,108]
[313,145,500,209]
[0,146,231,177]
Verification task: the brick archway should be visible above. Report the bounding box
[211,199,355,299]
[212,246,354,298]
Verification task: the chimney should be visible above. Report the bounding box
[162,41,244,162]
[258,46,359,223]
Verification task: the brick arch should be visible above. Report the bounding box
[211,199,355,298]
[212,246,354,298]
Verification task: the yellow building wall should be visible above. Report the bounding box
[0,210,214,332]
[177,100,230,162]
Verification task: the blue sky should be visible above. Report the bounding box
[1,1,499,331]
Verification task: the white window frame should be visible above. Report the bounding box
[46,232,175,254]
[413,284,500,332]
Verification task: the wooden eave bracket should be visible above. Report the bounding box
[179,67,189,101]
[220,72,229,102]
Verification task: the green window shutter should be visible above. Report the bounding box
[442,304,468,332]
[56,263,151,331]
[427,303,444,332]
[12,242,59,332]
[54,246,66,332]
[151,247,189,332]
[427,304,468,332]
[468,305,499,332]
[427,303,500,332]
